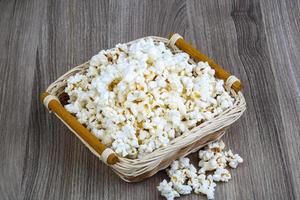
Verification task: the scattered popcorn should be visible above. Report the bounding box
[64,38,235,158]
[157,140,243,199]
[157,180,180,200]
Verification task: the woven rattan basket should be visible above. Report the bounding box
[41,33,246,182]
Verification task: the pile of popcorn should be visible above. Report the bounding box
[157,140,243,199]
[64,38,235,158]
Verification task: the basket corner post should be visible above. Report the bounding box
[40,91,50,103]
[107,154,119,165]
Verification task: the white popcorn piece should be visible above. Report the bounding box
[208,140,226,153]
[173,183,193,195]
[181,76,194,95]
[212,168,231,182]
[157,180,180,200]
[65,101,81,114]
[138,130,148,141]
[215,153,228,168]
[67,74,86,85]
[90,51,108,66]
[199,150,214,161]
[116,43,128,52]
[166,110,181,124]
[92,129,105,140]
[170,170,186,185]
[111,139,130,157]
[179,157,190,168]
[169,160,179,171]
[163,157,198,199]
[198,158,218,174]
[194,175,216,199]
[225,150,244,168]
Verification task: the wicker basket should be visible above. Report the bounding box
[41,34,246,182]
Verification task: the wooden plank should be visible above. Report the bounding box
[187,0,296,199]
[106,0,187,45]
[0,0,44,199]
[20,1,111,199]
[259,0,300,199]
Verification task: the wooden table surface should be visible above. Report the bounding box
[0,0,299,199]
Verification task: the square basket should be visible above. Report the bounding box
[41,33,246,182]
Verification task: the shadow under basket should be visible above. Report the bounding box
[41,34,246,182]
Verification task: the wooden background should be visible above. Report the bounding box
[0,0,299,199]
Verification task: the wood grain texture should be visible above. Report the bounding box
[0,0,299,199]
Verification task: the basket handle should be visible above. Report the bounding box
[40,92,119,165]
[168,33,243,92]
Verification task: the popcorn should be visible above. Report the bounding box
[65,101,81,114]
[173,183,193,195]
[158,140,243,199]
[208,140,226,152]
[166,110,181,124]
[181,76,194,95]
[75,109,90,124]
[217,93,234,110]
[170,170,186,185]
[90,52,108,66]
[92,129,104,140]
[198,158,218,174]
[212,168,231,182]
[116,43,128,52]
[111,139,130,157]
[194,175,216,199]
[215,153,227,168]
[199,150,214,161]
[178,157,190,169]
[225,150,243,168]
[163,157,198,199]
[67,74,86,85]
[157,180,180,200]
[64,38,235,158]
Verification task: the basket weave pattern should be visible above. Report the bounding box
[45,36,246,182]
